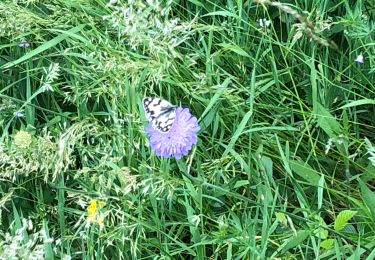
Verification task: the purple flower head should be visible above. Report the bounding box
[18,40,30,48]
[145,107,200,159]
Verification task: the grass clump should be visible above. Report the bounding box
[0,0,375,259]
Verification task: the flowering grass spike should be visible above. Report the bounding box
[14,130,32,149]
[144,99,199,159]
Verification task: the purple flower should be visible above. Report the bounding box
[145,107,200,159]
[18,40,30,48]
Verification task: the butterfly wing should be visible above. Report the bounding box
[143,97,177,132]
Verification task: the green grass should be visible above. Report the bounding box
[1,0,375,259]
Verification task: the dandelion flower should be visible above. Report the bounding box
[145,107,199,159]
[355,54,364,64]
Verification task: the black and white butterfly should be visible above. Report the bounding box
[143,97,177,133]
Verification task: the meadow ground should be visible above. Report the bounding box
[0,0,375,259]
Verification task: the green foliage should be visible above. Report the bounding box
[334,210,357,231]
[0,0,375,259]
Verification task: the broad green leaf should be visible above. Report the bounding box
[334,210,357,231]
[187,0,205,7]
[341,224,357,234]
[217,43,251,58]
[315,103,341,138]
[321,239,335,249]
[289,160,321,186]
[358,179,375,219]
[362,163,375,182]
[316,227,328,239]
[261,155,274,181]
[275,212,287,226]
[310,215,328,239]
[234,180,249,188]
[281,230,311,253]
[340,99,375,109]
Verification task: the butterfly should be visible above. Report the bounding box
[143,97,177,133]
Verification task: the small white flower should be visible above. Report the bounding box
[27,218,33,230]
[258,18,271,28]
[355,54,364,64]
[336,134,346,145]
[14,111,24,118]
[325,138,333,154]
[18,40,30,48]
[62,255,72,260]
[190,215,201,227]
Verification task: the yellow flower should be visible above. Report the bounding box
[87,199,105,225]
[14,130,32,149]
